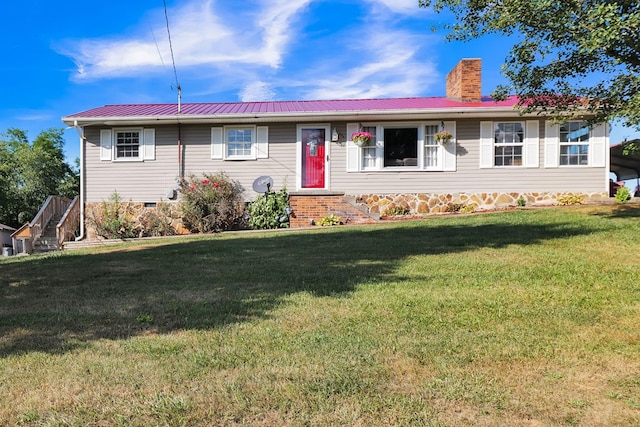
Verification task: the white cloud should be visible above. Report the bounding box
[370,0,425,14]
[240,81,276,101]
[56,0,441,102]
[297,30,440,100]
[58,0,312,80]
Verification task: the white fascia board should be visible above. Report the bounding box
[62,106,531,127]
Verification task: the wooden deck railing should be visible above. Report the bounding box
[27,196,74,251]
[57,196,80,248]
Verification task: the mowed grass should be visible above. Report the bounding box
[1,205,640,426]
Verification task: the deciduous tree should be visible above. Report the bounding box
[420,0,640,130]
[0,128,79,227]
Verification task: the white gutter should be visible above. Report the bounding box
[73,121,86,241]
[61,106,528,127]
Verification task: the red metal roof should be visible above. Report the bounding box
[64,95,520,119]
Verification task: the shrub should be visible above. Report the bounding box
[179,173,246,233]
[89,191,138,239]
[517,196,527,207]
[445,202,465,213]
[556,193,585,206]
[138,203,176,237]
[383,205,410,216]
[248,188,291,229]
[459,204,476,213]
[615,186,631,203]
[318,214,341,226]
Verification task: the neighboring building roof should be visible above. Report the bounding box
[62,95,522,126]
[0,223,16,232]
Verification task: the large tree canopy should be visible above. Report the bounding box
[0,128,79,228]
[420,0,640,129]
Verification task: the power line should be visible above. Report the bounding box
[163,0,182,112]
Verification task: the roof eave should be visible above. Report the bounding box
[62,106,528,127]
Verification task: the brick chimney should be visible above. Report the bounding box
[446,58,482,102]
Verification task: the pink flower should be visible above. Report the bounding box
[213,182,220,188]
[189,186,195,191]
[202,179,210,185]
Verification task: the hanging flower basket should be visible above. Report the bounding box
[434,130,453,144]
[351,131,372,146]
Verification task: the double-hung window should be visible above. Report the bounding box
[424,124,441,169]
[494,122,524,166]
[480,120,539,168]
[99,128,155,162]
[211,126,269,160]
[115,130,141,159]
[544,120,606,168]
[226,128,254,159]
[361,126,379,169]
[559,121,589,166]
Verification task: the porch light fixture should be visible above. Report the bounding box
[331,128,339,142]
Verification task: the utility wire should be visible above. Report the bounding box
[163,0,182,112]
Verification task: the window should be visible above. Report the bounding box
[384,127,418,167]
[494,122,524,166]
[100,128,155,162]
[361,126,378,169]
[226,127,254,159]
[424,124,440,169]
[559,121,589,165]
[346,121,456,172]
[211,126,269,160]
[115,130,141,159]
[480,120,539,169]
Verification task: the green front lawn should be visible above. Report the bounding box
[1,205,640,426]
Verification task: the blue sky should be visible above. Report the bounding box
[2,0,638,164]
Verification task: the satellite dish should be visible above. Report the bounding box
[252,176,274,193]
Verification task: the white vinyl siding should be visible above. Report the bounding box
[83,119,608,205]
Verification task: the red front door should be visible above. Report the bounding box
[301,128,326,188]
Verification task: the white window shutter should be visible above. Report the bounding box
[590,122,607,167]
[544,121,559,168]
[479,121,494,168]
[256,126,269,159]
[100,129,112,161]
[211,127,223,159]
[346,123,360,172]
[142,128,155,160]
[443,121,457,171]
[525,120,539,168]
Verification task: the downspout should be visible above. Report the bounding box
[73,120,86,241]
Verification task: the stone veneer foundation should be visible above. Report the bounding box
[84,190,609,237]
[354,191,609,216]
